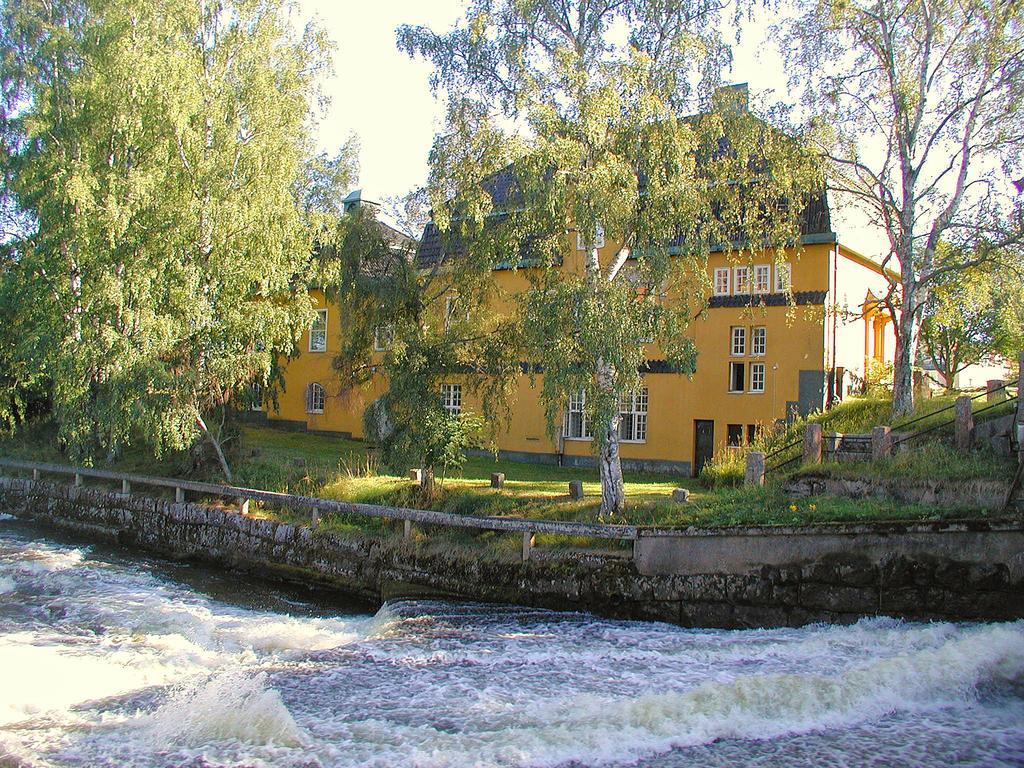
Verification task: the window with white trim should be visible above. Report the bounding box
[444,295,462,334]
[749,363,766,393]
[751,326,766,357]
[775,262,792,292]
[733,266,749,294]
[309,309,327,352]
[730,326,746,356]
[306,382,325,414]
[619,389,648,442]
[563,391,593,440]
[729,362,745,393]
[754,264,770,294]
[441,383,461,415]
[713,268,730,296]
[373,325,393,352]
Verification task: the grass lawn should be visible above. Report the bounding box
[1,399,1019,559]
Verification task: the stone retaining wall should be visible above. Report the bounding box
[785,475,1012,510]
[2,476,1023,628]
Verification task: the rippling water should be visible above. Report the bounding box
[1,513,1022,767]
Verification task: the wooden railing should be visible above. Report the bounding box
[0,458,638,561]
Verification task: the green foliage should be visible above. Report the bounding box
[0,0,347,475]
[864,359,894,397]
[920,248,1022,389]
[400,1,822,513]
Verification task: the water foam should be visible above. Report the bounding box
[0,575,14,594]
[144,671,306,748]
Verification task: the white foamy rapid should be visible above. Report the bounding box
[1,523,1022,768]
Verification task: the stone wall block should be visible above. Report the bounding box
[803,423,823,465]
[800,583,878,613]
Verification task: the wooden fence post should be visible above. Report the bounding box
[987,379,1006,403]
[955,396,974,452]
[522,530,535,561]
[744,451,766,486]
[871,426,892,460]
[803,424,823,465]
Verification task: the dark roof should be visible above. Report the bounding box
[416,141,833,269]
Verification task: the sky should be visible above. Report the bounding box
[297,2,886,257]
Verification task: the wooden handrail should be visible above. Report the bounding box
[0,458,638,540]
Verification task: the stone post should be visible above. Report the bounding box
[409,468,423,483]
[175,486,185,503]
[744,451,766,487]
[490,472,505,489]
[32,468,39,481]
[871,426,892,460]
[121,479,131,496]
[803,424,823,465]
[404,519,412,540]
[955,396,974,452]
[522,530,535,561]
[310,507,320,528]
[74,473,83,488]
[987,379,1006,403]
[568,480,584,500]
[238,498,249,515]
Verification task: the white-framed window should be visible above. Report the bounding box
[306,382,325,414]
[713,267,730,296]
[749,362,766,393]
[728,362,745,393]
[249,382,263,412]
[309,309,327,352]
[619,389,648,443]
[444,295,461,334]
[730,326,746,356]
[754,264,771,294]
[751,326,766,357]
[373,325,393,352]
[775,262,792,292]
[733,266,749,294]
[576,222,605,251]
[563,391,593,440]
[441,383,461,415]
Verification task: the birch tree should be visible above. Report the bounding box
[399,0,819,516]
[0,0,338,477]
[783,0,1024,418]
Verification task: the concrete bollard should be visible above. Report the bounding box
[987,380,1007,403]
[175,486,185,503]
[404,519,412,540]
[490,472,505,489]
[238,498,249,515]
[32,469,39,481]
[311,507,321,528]
[671,488,690,503]
[409,468,423,483]
[803,423,823,465]
[121,479,131,496]
[871,426,892,460]
[955,396,975,451]
[522,530,535,561]
[744,451,766,487]
[568,480,584,500]
[74,473,83,488]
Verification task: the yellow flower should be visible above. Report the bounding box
[789,504,798,512]
[809,503,817,511]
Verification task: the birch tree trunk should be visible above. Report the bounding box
[599,415,626,517]
[891,280,921,418]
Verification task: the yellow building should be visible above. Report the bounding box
[263,180,896,476]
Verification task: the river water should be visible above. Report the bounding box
[1,514,1023,768]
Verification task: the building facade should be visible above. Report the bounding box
[263,201,896,476]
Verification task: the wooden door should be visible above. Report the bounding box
[693,420,715,477]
